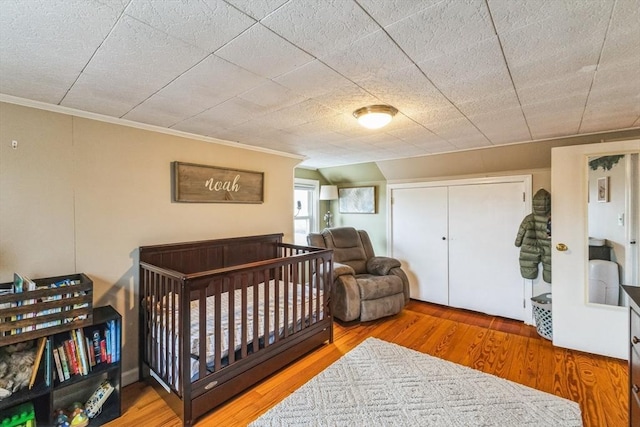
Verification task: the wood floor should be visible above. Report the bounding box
[107,300,628,427]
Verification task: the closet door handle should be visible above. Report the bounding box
[442,237,446,240]
[556,243,568,251]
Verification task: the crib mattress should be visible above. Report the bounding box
[153,280,323,384]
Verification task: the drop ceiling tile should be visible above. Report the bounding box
[126,0,254,52]
[215,23,314,79]
[313,85,381,115]
[449,135,493,150]
[124,55,267,125]
[224,0,289,20]
[261,0,379,58]
[410,104,467,129]
[467,106,531,144]
[123,93,197,128]
[256,100,339,129]
[456,91,522,117]
[357,65,455,116]
[173,96,270,134]
[488,0,592,34]
[274,60,356,98]
[126,54,266,122]
[417,36,517,107]
[522,95,586,139]
[0,0,125,103]
[517,73,593,106]
[598,0,640,66]
[499,1,612,88]
[62,15,208,114]
[322,30,413,82]
[408,138,457,153]
[385,0,495,63]
[386,123,439,141]
[62,75,157,117]
[357,0,442,27]
[423,116,490,146]
[238,81,306,110]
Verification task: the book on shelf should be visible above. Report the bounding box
[85,335,96,368]
[65,339,80,376]
[90,329,101,364]
[52,345,64,382]
[57,346,70,381]
[28,337,47,389]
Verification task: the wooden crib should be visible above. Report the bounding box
[138,233,333,426]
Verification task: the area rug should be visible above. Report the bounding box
[250,337,582,426]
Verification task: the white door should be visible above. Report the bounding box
[552,140,640,359]
[448,183,527,320]
[390,186,449,305]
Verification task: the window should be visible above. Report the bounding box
[294,179,319,246]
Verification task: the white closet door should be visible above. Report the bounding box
[391,186,449,305]
[448,182,526,320]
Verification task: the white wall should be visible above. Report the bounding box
[0,102,300,384]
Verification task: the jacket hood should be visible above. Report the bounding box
[533,189,551,216]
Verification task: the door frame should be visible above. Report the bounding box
[387,174,533,322]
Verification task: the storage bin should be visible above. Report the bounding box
[531,292,552,340]
[0,273,93,346]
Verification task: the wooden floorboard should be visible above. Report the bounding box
[108,300,628,426]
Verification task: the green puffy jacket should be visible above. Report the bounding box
[515,189,551,283]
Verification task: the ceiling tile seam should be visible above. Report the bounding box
[57,0,134,106]
[576,0,618,134]
[353,0,494,146]
[223,0,292,22]
[113,2,275,121]
[116,16,269,122]
[484,0,533,142]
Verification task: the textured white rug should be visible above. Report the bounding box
[250,337,582,426]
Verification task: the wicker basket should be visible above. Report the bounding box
[531,292,552,340]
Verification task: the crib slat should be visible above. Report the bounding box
[228,276,235,365]
[198,282,207,380]
[241,274,248,359]
[252,272,259,354]
[213,278,222,372]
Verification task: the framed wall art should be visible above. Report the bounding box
[338,186,376,214]
[173,162,264,203]
[597,176,609,202]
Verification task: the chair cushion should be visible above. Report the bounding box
[356,274,403,300]
[360,293,405,322]
[322,227,368,274]
[367,256,401,275]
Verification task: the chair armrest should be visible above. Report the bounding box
[334,262,356,278]
[366,256,401,275]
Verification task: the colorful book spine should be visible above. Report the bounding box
[64,339,79,375]
[52,346,64,382]
[105,326,112,363]
[86,336,96,368]
[91,330,101,364]
[57,346,70,381]
[115,320,120,363]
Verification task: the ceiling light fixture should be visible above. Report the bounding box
[353,105,398,129]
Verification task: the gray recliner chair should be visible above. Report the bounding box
[307,227,409,322]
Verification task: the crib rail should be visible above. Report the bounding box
[139,242,333,399]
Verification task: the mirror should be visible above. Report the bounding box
[587,152,639,305]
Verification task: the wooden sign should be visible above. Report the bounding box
[173,162,264,203]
